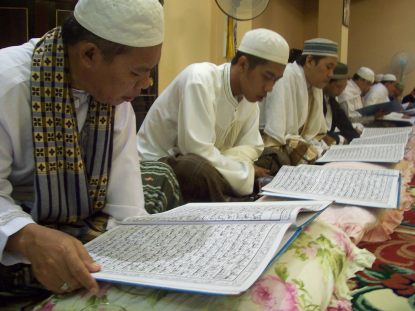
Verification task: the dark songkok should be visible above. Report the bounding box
[332,62,348,80]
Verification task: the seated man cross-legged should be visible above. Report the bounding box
[0,0,164,298]
[257,38,339,175]
[137,28,289,202]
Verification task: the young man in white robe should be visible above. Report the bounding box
[137,28,289,202]
[363,73,397,106]
[374,73,384,84]
[256,38,338,175]
[337,66,375,116]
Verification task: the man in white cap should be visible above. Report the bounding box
[337,66,375,116]
[374,73,384,84]
[257,38,338,175]
[137,28,289,202]
[363,73,397,106]
[0,0,163,295]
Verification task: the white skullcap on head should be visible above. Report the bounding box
[74,0,164,47]
[238,28,289,65]
[356,66,375,83]
[375,73,384,83]
[382,73,397,82]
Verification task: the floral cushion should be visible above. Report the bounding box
[33,221,374,311]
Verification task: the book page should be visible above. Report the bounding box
[87,221,294,294]
[122,201,330,225]
[383,112,405,119]
[361,127,412,138]
[316,144,405,163]
[261,165,400,208]
[403,107,415,115]
[380,112,415,125]
[350,132,409,145]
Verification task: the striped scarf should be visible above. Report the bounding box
[30,27,114,224]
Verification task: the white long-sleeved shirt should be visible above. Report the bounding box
[137,62,263,196]
[363,83,389,106]
[337,80,363,115]
[0,39,146,265]
[261,62,327,145]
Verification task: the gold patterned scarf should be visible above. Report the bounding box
[31,27,114,224]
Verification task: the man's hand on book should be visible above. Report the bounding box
[374,109,386,120]
[254,165,271,178]
[6,223,100,294]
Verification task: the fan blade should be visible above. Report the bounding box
[215,0,270,21]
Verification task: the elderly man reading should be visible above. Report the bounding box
[0,0,164,296]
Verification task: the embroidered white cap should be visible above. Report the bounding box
[74,0,164,47]
[356,66,375,83]
[238,28,289,65]
[382,73,397,82]
[302,38,338,58]
[375,73,384,83]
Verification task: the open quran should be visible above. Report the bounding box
[85,201,330,295]
[316,144,406,163]
[355,100,402,116]
[349,131,410,146]
[261,165,400,209]
[316,127,411,163]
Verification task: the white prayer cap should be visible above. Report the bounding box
[356,66,375,83]
[375,73,384,83]
[74,0,164,47]
[238,28,289,65]
[382,73,397,82]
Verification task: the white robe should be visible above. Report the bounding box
[137,62,263,196]
[261,62,327,145]
[363,83,389,106]
[337,80,363,115]
[0,39,146,265]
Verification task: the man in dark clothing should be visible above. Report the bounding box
[323,62,360,144]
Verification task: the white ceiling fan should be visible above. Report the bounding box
[215,0,270,21]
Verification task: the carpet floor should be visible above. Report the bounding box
[351,209,415,311]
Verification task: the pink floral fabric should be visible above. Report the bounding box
[34,221,374,311]
[250,275,299,311]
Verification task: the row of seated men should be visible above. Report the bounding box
[138,31,402,204]
[0,0,385,300]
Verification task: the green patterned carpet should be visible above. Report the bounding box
[351,218,415,311]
